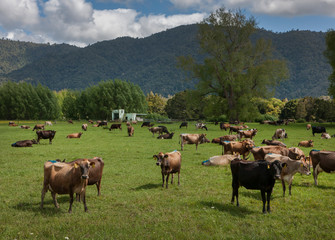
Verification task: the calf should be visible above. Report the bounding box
[32,124,45,131]
[230,159,284,213]
[66,132,83,138]
[127,125,134,136]
[265,154,311,196]
[82,124,88,131]
[11,139,37,147]
[153,151,181,188]
[298,140,314,147]
[180,133,208,151]
[309,150,335,186]
[109,123,122,131]
[36,130,56,144]
[148,127,163,137]
[40,159,95,213]
[179,122,188,129]
[157,132,174,139]
[272,129,287,140]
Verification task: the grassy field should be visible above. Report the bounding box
[1,120,335,239]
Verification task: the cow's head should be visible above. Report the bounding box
[74,159,95,180]
[153,152,164,166]
[268,160,286,180]
[297,161,311,176]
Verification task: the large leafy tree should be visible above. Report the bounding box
[325,30,335,97]
[179,7,288,121]
[146,91,167,115]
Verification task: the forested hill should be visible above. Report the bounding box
[0,24,332,99]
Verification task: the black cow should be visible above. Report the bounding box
[158,125,169,134]
[179,122,188,129]
[230,159,285,213]
[141,122,153,127]
[97,121,108,127]
[312,126,326,136]
[11,139,37,147]
[157,132,174,139]
[36,130,56,144]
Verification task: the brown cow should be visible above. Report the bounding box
[238,129,257,140]
[180,133,208,151]
[11,139,37,147]
[220,123,230,131]
[272,129,287,140]
[251,146,300,161]
[157,132,174,139]
[36,130,56,144]
[32,124,45,131]
[127,125,134,136]
[109,124,122,131]
[298,140,314,147]
[202,154,239,166]
[229,125,244,134]
[20,125,31,129]
[40,159,95,213]
[306,124,311,130]
[289,147,307,161]
[68,120,73,124]
[220,135,238,142]
[153,151,181,188]
[148,127,163,137]
[45,121,53,126]
[82,124,88,131]
[265,154,311,196]
[321,132,331,139]
[262,139,287,147]
[66,132,83,138]
[222,140,255,159]
[309,150,335,186]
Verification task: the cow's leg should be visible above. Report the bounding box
[165,173,170,188]
[288,178,293,196]
[68,193,74,213]
[51,192,59,208]
[82,192,88,212]
[266,190,272,213]
[181,142,184,151]
[195,143,198,151]
[161,172,165,188]
[313,166,319,186]
[96,181,101,196]
[49,138,52,144]
[281,179,286,197]
[171,173,174,184]
[76,193,81,202]
[177,171,180,186]
[261,190,266,213]
[40,183,48,209]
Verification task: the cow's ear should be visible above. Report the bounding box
[74,162,79,168]
[153,155,157,160]
[90,162,95,168]
[164,154,169,159]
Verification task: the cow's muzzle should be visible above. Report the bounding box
[82,175,89,179]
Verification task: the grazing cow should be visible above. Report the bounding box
[220,123,230,131]
[306,124,311,130]
[157,132,174,139]
[76,157,105,201]
[262,139,287,148]
[127,125,134,136]
[88,120,94,124]
[158,125,169,134]
[309,150,335,186]
[109,124,122,131]
[298,140,314,147]
[148,127,163,137]
[272,129,287,140]
[11,139,37,147]
[82,124,88,131]
[141,121,153,127]
[238,129,258,140]
[180,133,208,151]
[32,124,45,131]
[20,125,31,129]
[45,121,53,126]
[251,146,301,161]
[264,154,311,196]
[229,125,243,134]
[321,132,331,139]
[312,126,326,136]
[97,121,107,127]
[36,130,56,144]
[230,158,284,213]
[202,154,239,166]
[153,151,181,188]
[40,159,95,213]
[68,120,73,124]
[179,122,188,129]
[195,123,208,131]
[220,135,238,142]
[66,132,83,138]
[222,140,255,159]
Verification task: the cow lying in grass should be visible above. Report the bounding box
[11,139,37,147]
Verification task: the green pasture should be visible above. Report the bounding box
[1,121,335,239]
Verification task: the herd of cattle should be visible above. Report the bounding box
[7,120,335,213]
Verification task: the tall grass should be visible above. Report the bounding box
[0,121,335,239]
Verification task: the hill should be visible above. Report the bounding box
[0,25,332,99]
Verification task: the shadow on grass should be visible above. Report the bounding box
[12,196,72,215]
[200,201,256,217]
[132,183,162,190]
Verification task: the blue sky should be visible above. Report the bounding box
[0,0,334,47]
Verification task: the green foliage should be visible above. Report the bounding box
[252,97,285,117]
[324,30,335,97]
[0,26,331,99]
[178,8,288,122]
[144,113,169,121]
[146,91,167,115]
